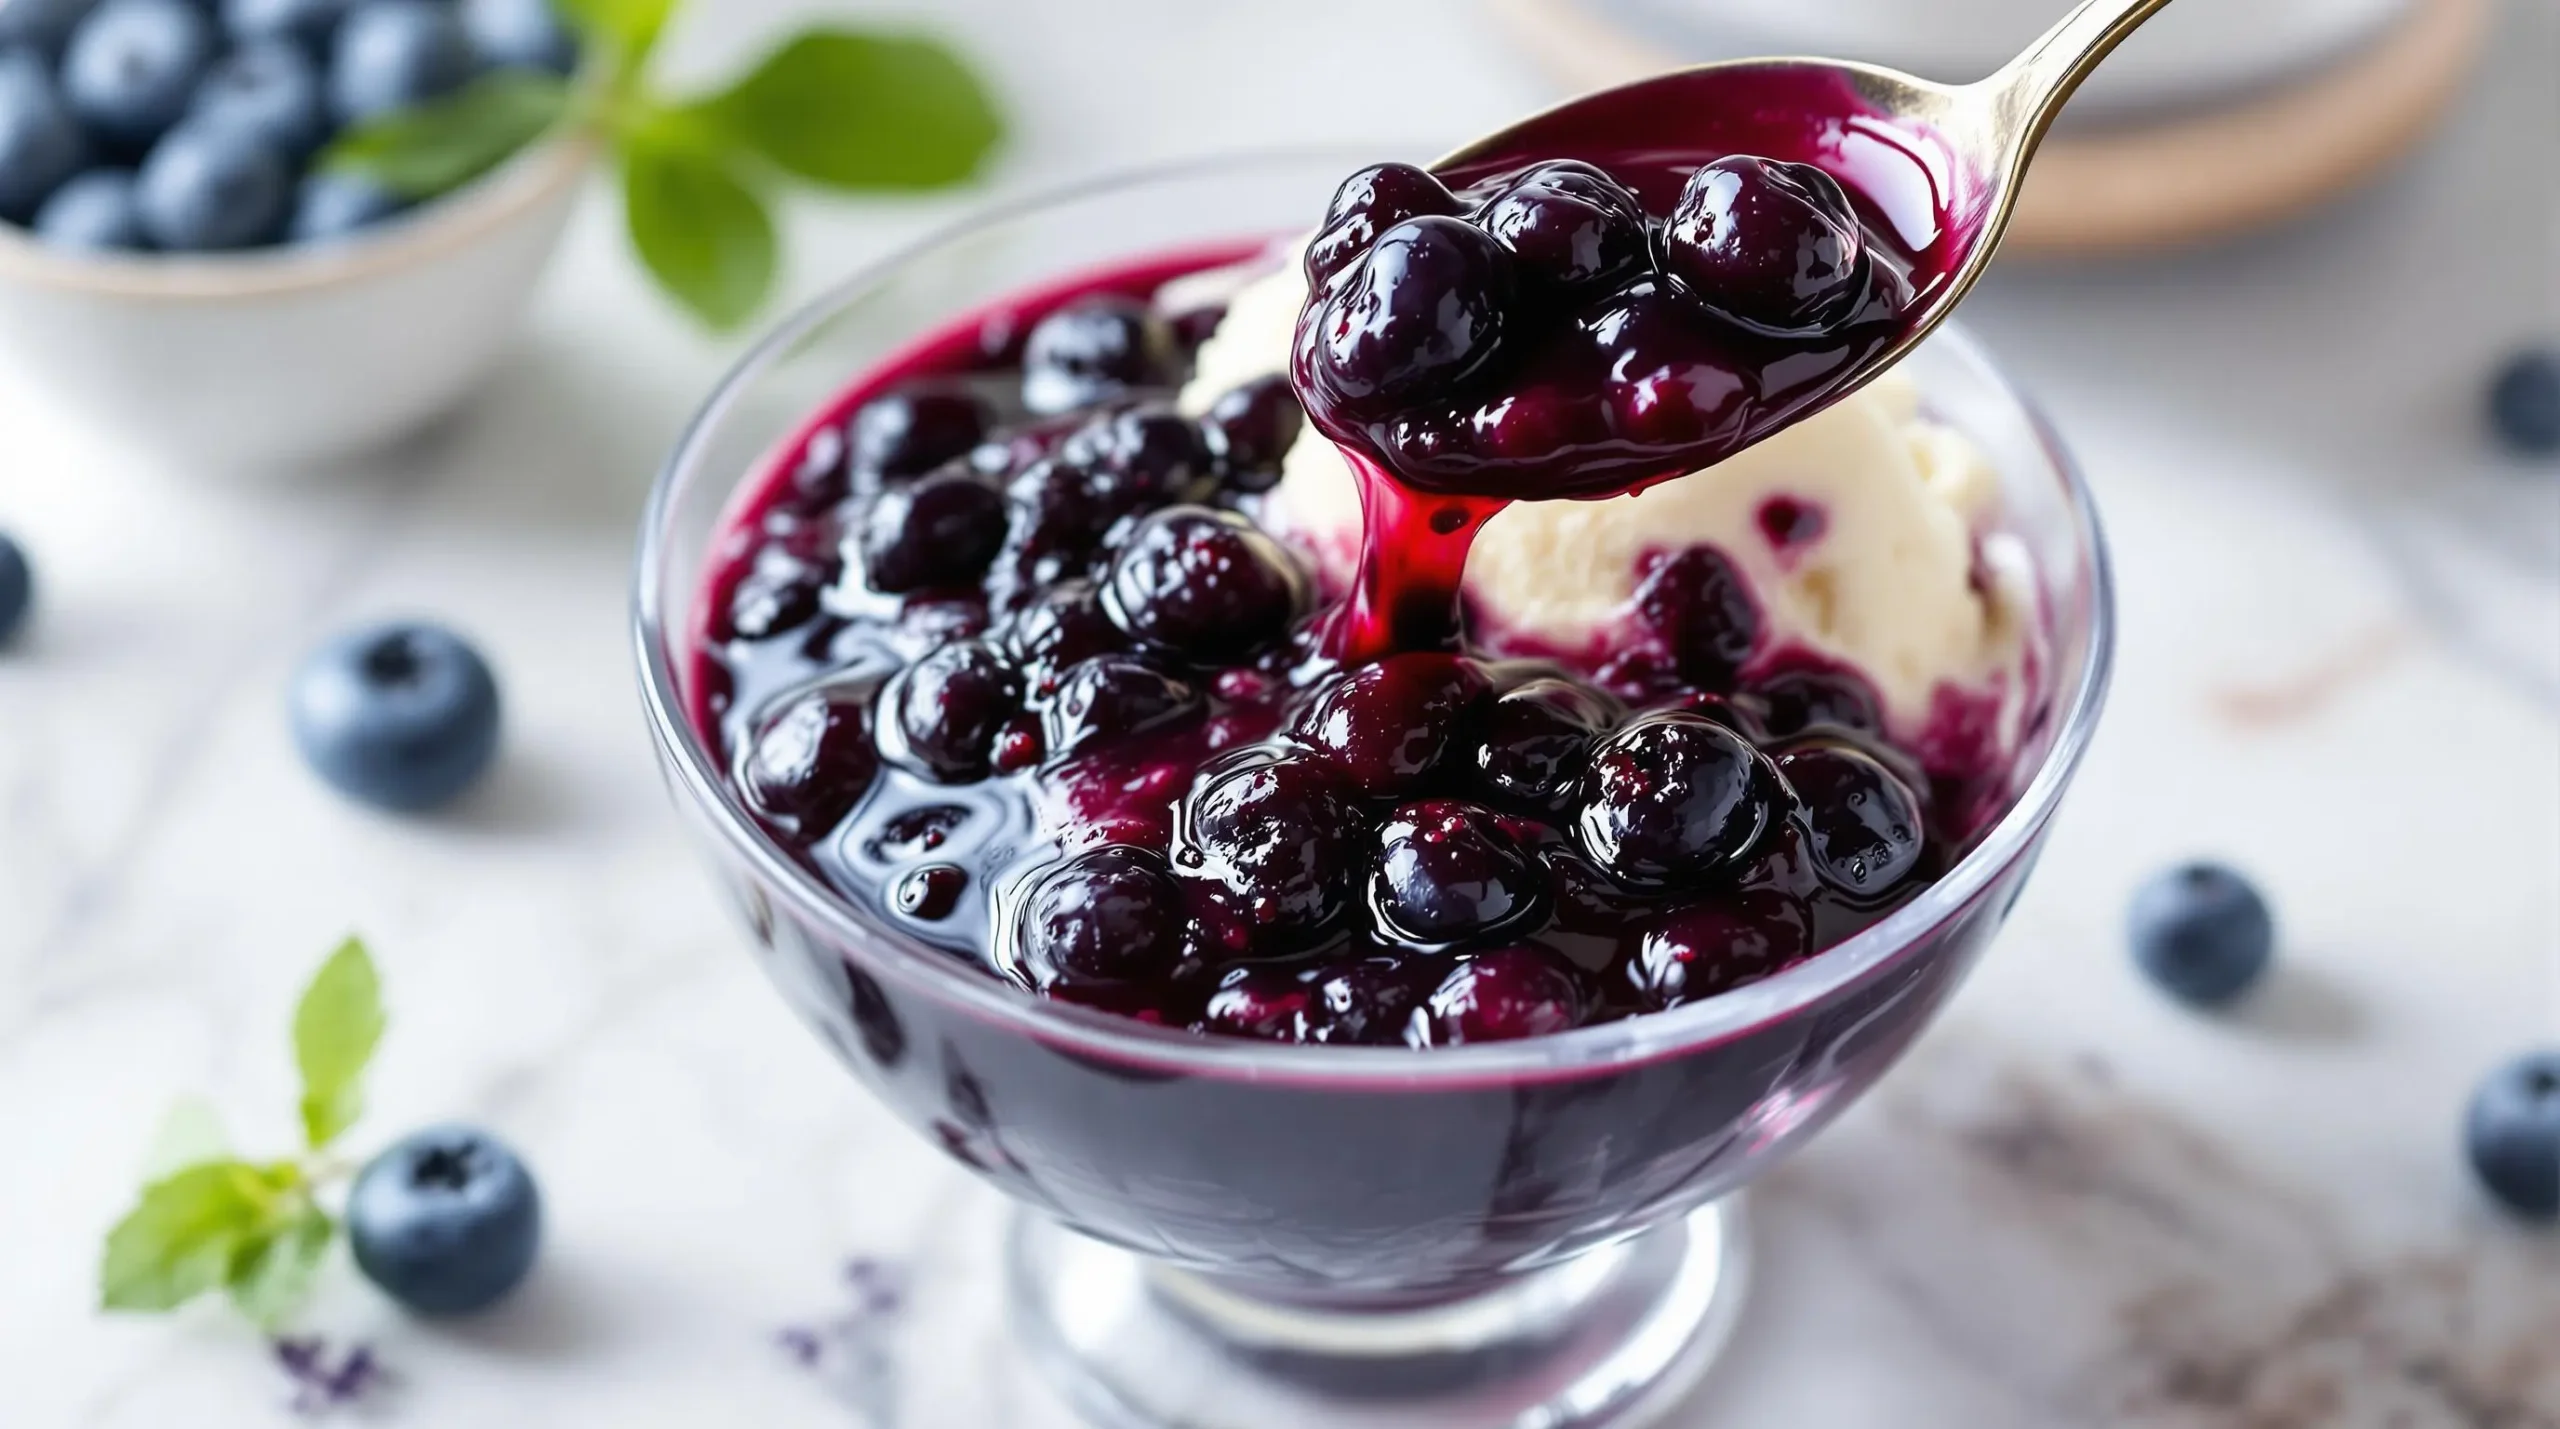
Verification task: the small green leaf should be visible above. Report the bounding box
[294,938,385,1151]
[707,31,1002,191]
[142,1099,229,1181]
[228,1204,335,1329]
[621,141,776,330]
[555,0,676,66]
[100,1161,277,1313]
[322,72,574,201]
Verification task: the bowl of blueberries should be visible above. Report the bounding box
[0,0,587,470]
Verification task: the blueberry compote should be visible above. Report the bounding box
[694,161,1990,1051]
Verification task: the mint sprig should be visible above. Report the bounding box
[100,939,386,1327]
[320,3,1004,330]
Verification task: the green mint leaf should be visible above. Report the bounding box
[555,0,676,67]
[227,1203,335,1329]
[100,1161,280,1313]
[707,31,1001,192]
[322,71,573,201]
[621,140,776,330]
[142,1099,229,1181]
[294,938,385,1151]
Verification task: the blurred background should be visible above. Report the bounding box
[1,1,2553,1425]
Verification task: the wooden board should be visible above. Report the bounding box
[1487,0,2492,253]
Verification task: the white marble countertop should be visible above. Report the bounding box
[4,2,2557,1426]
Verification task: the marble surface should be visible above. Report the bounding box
[4,2,2556,1426]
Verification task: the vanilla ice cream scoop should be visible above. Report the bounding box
[1177,255,2031,744]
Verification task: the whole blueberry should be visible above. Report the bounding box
[2127,862,2275,1006]
[0,50,88,220]
[0,531,31,646]
[1775,741,1926,899]
[878,640,1020,783]
[1303,160,1463,289]
[348,1125,541,1317]
[1477,159,1651,299]
[2465,1051,2560,1220]
[0,0,98,60]
[1000,579,1126,697]
[289,621,502,812]
[1369,799,1539,945]
[60,0,214,151]
[1020,294,1179,415]
[858,468,1008,594]
[1018,844,1189,992]
[2488,349,2560,457]
[1418,946,1582,1046]
[1575,710,1780,887]
[458,0,574,74]
[329,0,474,124]
[189,41,328,159]
[1470,676,1616,814]
[739,680,880,835]
[287,168,404,241]
[1043,654,1202,762]
[1661,155,1869,336]
[1625,891,1813,1011]
[1634,545,1760,690]
[847,385,993,491]
[1311,215,1515,415]
[1201,375,1303,491]
[1102,506,1306,663]
[32,167,143,248]
[1292,652,1490,793]
[221,0,354,49]
[1175,754,1364,950]
[135,122,290,249]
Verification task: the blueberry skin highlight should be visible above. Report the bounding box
[348,1125,543,1316]
[289,621,502,812]
[2127,862,2275,1006]
[2465,1051,2560,1221]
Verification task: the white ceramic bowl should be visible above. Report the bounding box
[0,135,592,472]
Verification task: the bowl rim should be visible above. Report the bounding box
[0,128,597,300]
[631,149,2119,1090]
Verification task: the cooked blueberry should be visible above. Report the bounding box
[1471,676,1615,813]
[0,51,87,220]
[1575,710,1778,887]
[290,621,502,812]
[1201,375,1302,491]
[1588,278,1756,450]
[2465,1051,2560,1220]
[998,579,1125,693]
[1477,159,1650,298]
[2128,862,2274,1006]
[1635,545,1759,690]
[329,0,473,123]
[1370,799,1538,945]
[348,1125,541,1317]
[847,385,994,490]
[458,0,574,74]
[1068,403,1213,508]
[1292,651,1489,792]
[879,640,1019,782]
[61,0,214,151]
[1312,215,1515,415]
[190,40,327,158]
[859,469,1007,594]
[221,0,353,48]
[1019,845,1187,991]
[1304,957,1427,1045]
[1775,742,1925,898]
[1043,654,1202,761]
[32,168,142,248]
[892,862,968,921]
[1418,946,1581,1045]
[1757,664,1881,738]
[1303,160,1463,289]
[1020,294,1178,414]
[739,682,879,835]
[1102,506,1305,663]
[2488,349,2560,457]
[1174,754,1363,948]
[1661,155,1869,336]
[1625,891,1812,1010]
[287,169,404,241]
[1202,967,1314,1041]
[0,531,31,646]
[723,553,829,641]
[135,122,290,250]
[0,0,97,59]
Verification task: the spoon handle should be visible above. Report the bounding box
[1980,0,2183,141]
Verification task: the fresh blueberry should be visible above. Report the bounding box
[32,167,143,248]
[0,50,88,220]
[878,639,1020,783]
[135,122,290,249]
[60,0,215,151]
[2127,862,2275,1006]
[348,1125,541,1317]
[457,0,574,75]
[1575,709,1779,888]
[739,680,880,835]
[846,385,994,491]
[1418,946,1582,1045]
[2488,349,2560,457]
[1369,799,1539,945]
[1174,753,1364,950]
[0,0,98,60]
[1311,215,1515,416]
[286,168,403,241]
[0,531,31,646]
[190,41,328,159]
[1101,506,1306,663]
[1660,154,1869,336]
[221,0,354,49]
[858,468,1008,594]
[329,0,474,124]
[2465,1051,2560,1220]
[1302,160,1463,289]
[1775,742,1926,899]
[1201,375,1302,492]
[1476,159,1651,299]
[289,621,502,812]
[1020,295,1180,415]
[1019,845,1188,992]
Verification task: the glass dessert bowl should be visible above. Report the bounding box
[634,152,2113,1429]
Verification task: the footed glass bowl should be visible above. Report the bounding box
[634,153,2114,1429]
